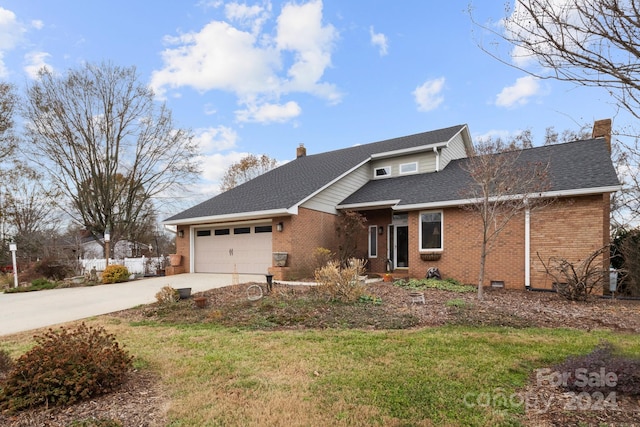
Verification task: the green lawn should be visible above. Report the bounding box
[4,319,634,426]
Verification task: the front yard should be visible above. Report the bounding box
[1,281,639,426]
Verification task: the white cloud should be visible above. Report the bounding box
[150,0,340,124]
[503,0,588,67]
[413,77,445,112]
[31,19,44,30]
[199,151,248,185]
[495,75,540,108]
[236,100,301,123]
[194,125,239,153]
[369,26,388,56]
[0,7,26,78]
[24,51,53,79]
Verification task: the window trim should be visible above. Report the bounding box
[374,165,391,179]
[399,162,418,175]
[368,226,378,258]
[419,210,443,252]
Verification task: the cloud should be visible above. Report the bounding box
[0,7,26,78]
[369,26,388,56]
[199,151,248,186]
[193,125,239,153]
[24,51,53,79]
[150,0,340,124]
[413,77,445,112]
[236,100,301,123]
[495,75,540,108]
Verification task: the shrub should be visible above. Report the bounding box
[314,258,366,303]
[102,264,130,284]
[552,341,640,396]
[394,278,475,293]
[155,285,179,304]
[312,247,335,271]
[34,258,71,280]
[0,323,133,412]
[0,349,13,378]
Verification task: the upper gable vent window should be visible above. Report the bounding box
[374,166,391,178]
[400,162,418,175]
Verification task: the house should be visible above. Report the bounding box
[163,121,621,290]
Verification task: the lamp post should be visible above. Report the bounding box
[9,242,17,288]
[104,228,111,267]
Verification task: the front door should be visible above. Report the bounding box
[395,225,409,269]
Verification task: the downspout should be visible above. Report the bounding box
[433,147,440,171]
[525,206,531,289]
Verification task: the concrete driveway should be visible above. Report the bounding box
[0,273,266,337]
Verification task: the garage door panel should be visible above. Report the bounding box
[194,224,272,274]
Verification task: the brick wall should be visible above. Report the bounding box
[272,208,339,280]
[175,226,190,273]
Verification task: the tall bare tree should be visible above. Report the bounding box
[220,154,278,192]
[472,0,640,120]
[21,62,201,254]
[0,82,17,163]
[461,139,550,300]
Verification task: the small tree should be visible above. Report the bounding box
[461,138,550,300]
[219,154,278,192]
[335,210,367,267]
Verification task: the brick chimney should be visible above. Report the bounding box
[592,118,612,152]
[296,143,306,158]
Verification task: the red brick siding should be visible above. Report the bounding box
[175,226,191,273]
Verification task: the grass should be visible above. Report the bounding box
[394,277,476,293]
[3,320,639,426]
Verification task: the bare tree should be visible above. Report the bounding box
[0,82,17,163]
[472,0,640,120]
[219,154,278,192]
[21,62,201,255]
[461,139,551,300]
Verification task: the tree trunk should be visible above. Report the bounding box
[477,242,487,300]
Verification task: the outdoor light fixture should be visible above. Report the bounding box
[9,243,18,288]
[378,226,384,235]
[178,230,184,238]
[104,228,111,267]
[276,222,283,232]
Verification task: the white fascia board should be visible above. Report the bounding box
[162,207,298,226]
[337,200,401,210]
[395,185,622,211]
[370,142,449,160]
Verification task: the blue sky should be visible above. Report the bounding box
[0,1,630,217]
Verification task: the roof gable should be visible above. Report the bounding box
[164,125,467,223]
[338,138,620,210]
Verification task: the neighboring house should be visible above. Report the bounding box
[163,121,621,290]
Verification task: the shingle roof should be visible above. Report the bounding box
[164,125,467,222]
[339,138,620,208]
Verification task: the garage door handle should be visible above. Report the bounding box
[229,248,233,256]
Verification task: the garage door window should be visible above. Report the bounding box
[214,229,230,236]
[255,226,272,233]
[234,227,251,234]
[196,230,211,237]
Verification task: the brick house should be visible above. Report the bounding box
[163,122,620,290]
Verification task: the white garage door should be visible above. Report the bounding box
[193,224,272,274]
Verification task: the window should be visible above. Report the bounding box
[368,226,378,258]
[234,227,251,234]
[374,166,391,178]
[196,230,211,237]
[420,211,442,250]
[400,162,418,174]
[255,225,272,233]
[214,228,230,236]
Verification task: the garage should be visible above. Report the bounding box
[193,224,272,274]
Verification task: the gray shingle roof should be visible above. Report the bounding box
[339,138,620,208]
[164,125,467,222]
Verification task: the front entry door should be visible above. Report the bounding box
[395,225,409,269]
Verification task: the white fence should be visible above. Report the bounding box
[80,256,167,276]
